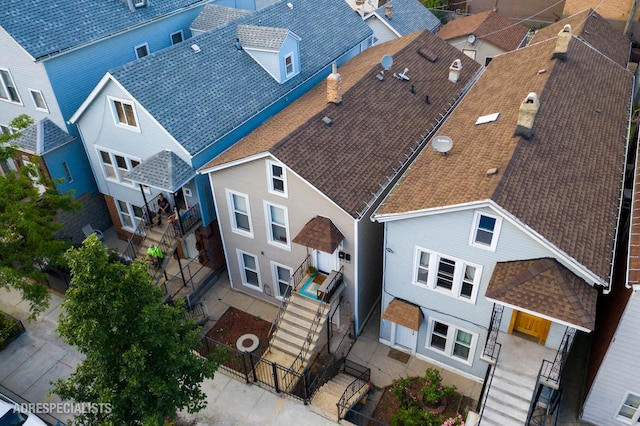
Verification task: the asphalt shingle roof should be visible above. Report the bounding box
[109,0,372,157]
[371,0,441,34]
[377,23,632,282]
[237,25,290,50]
[11,118,75,155]
[190,4,251,33]
[0,0,210,59]
[123,150,196,192]
[292,216,345,253]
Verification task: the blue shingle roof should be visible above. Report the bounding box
[372,0,440,35]
[0,0,211,59]
[109,0,372,157]
[190,4,251,33]
[123,150,196,192]
[12,118,75,155]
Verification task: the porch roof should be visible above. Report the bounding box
[292,216,344,253]
[486,258,597,331]
[124,150,196,193]
[381,298,423,332]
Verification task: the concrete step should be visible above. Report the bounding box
[492,367,537,400]
[290,293,324,311]
[278,318,320,340]
[272,332,306,349]
[485,386,529,419]
[311,373,368,422]
[480,404,526,426]
[284,303,317,321]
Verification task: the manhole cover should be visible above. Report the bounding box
[236,333,259,352]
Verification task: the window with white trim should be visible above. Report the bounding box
[116,199,144,230]
[265,202,290,248]
[617,392,640,423]
[226,189,253,237]
[272,262,292,299]
[238,250,261,290]
[0,69,21,104]
[284,53,294,77]
[170,31,183,45]
[135,43,149,59]
[470,211,502,251]
[97,149,140,185]
[413,247,481,302]
[267,160,287,196]
[109,97,139,130]
[29,89,48,112]
[426,318,476,364]
[0,124,17,135]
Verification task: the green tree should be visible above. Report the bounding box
[0,114,78,318]
[52,235,221,425]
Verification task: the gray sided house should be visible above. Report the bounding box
[69,1,372,280]
[374,17,633,425]
[200,29,481,335]
[363,0,441,45]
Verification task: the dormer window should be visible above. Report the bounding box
[135,43,149,59]
[267,160,287,197]
[285,54,294,77]
[470,211,502,251]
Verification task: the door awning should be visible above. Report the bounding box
[485,258,597,331]
[123,149,196,193]
[381,298,423,332]
[292,216,344,253]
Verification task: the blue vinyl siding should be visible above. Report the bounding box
[44,140,98,197]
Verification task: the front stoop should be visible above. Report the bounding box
[310,373,369,421]
[481,364,537,425]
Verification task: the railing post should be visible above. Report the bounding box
[272,362,280,393]
[242,352,250,384]
[249,352,257,383]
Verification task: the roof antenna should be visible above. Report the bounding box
[394,68,410,81]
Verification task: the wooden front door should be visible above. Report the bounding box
[509,310,551,345]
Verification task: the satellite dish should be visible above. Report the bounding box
[381,55,393,70]
[432,136,453,155]
[467,34,476,44]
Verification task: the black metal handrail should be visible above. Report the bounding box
[477,343,501,422]
[308,357,346,399]
[175,204,201,236]
[291,254,312,291]
[337,361,371,419]
[539,328,575,387]
[285,299,327,383]
[122,217,149,262]
[482,303,504,363]
[268,279,293,346]
[318,265,343,301]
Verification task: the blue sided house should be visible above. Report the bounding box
[69,0,373,288]
[0,0,226,242]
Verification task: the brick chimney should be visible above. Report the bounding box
[327,62,342,104]
[514,92,539,139]
[449,59,462,83]
[552,24,572,61]
[385,4,393,19]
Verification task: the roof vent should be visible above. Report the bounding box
[514,92,539,140]
[191,44,201,53]
[418,48,438,63]
[486,167,499,176]
[322,116,332,126]
[552,24,572,61]
[385,4,393,19]
[287,2,293,9]
[449,59,462,83]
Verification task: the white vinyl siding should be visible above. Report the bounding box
[617,392,640,423]
[237,249,261,290]
[264,202,290,250]
[226,189,253,238]
[0,68,21,104]
[97,148,140,186]
[108,96,139,131]
[426,317,477,365]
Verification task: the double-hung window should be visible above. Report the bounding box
[470,211,502,251]
[265,202,290,249]
[238,250,261,290]
[0,69,21,104]
[226,189,253,237]
[109,97,139,130]
[272,262,292,299]
[426,318,476,364]
[29,89,48,112]
[267,160,287,196]
[617,392,640,423]
[97,149,140,185]
[116,199,144,230]
[413,247,481,303]
[284,54,294,77]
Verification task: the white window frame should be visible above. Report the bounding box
[0,124,18,135]
[425,317,477,365]
[462,49,477,60]
[116,199,145,231]
[237,249,262,291]
[469,211,502,251]
[0,68,22,104]
[616,392,640,423]
[284,53,294,77]
[29,89,48,112]
[226,189,253,238]
[271,261,293,300]
[264,201,291,250]
[62,161,73,183]
[134,43,149,59]
[412,246,481,303]
[266,160,287,197]
[96,148,141,186]
[170,30,184,45]
[108,96,140,131]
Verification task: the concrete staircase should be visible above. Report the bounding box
[265,293,328,369]
[481,363,537,425]
[310,373,370,421]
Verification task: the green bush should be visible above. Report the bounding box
[0,314,22,349]
[390,406,443,426]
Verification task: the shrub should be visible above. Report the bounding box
[421,368,456,406]
[390,406,443,426]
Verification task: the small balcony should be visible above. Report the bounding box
[290,254,343,302]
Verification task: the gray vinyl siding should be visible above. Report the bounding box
[245,49,280,81]
[366,16,398,45]
[77,79,189,205]
[355,208,384,333]
[210,157,356,310]
[582,291,640,425]
[446,35,507,66]
[0,28,64,130]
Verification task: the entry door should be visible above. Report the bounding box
[393,324,417,352]
[315,250,336,274]
[509,311,551,345]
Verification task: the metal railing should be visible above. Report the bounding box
[291,254,312,291]
[337,360,371,419]
[482,304,504,363]
[284,299,327,384]
[529,387,563,426]
[307,357,346,400]
[174,204,202,236]
[342,407,388,426]
[539,328,576,387]
[122,217,149,262]
[317,265,343,301]
[477,343,501,422]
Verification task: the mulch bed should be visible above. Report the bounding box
[203,306,272,359]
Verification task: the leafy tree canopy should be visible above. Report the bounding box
[52,235,221,425]
[0,114,78,318]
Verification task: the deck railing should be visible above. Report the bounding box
[291,254,313,291]
[337,360,371,419]
[482,304,504,363]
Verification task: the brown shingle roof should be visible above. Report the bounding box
[486,258,598,330]
[381,298,423,331]
[377,28,632,282]
[532,9,630,67]
[563,0,635,24]
[201,32,423,170]
[292,216,345,253]
[437,10,529,51]
[628,137,640,286]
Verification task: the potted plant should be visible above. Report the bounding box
[420,368,455,408]
[306,266,318,276]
